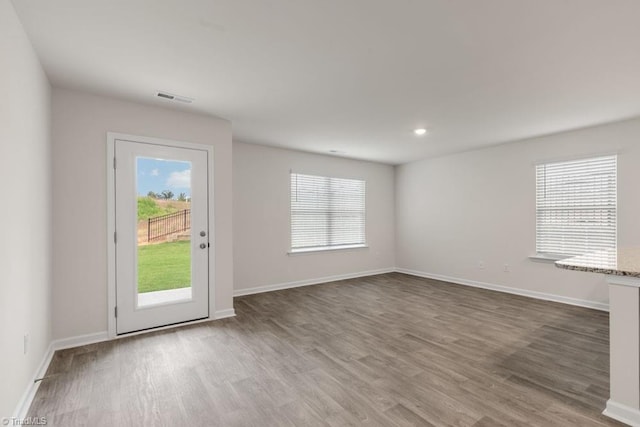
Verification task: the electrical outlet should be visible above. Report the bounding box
[503,264,510,272]
[478,261,485,270]
[24,333,30,355]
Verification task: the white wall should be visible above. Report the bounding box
[0,0,52,417]
[233,142,395,292]
[396,118,640,307]
[51,88,233,340]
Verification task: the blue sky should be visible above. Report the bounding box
[137,158,191,198]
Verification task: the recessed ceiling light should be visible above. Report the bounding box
[414,128,427,136]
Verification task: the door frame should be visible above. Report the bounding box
[106,132,216,338]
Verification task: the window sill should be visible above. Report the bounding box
[529,253,571,263]
[288,244,368,255]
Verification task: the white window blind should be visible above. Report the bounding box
[290,173,366,252]
[536,155,617,257]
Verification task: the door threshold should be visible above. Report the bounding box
[114,316,212,338]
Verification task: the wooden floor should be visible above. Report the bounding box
[29,273,623,426]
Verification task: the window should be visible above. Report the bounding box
[290,172,366,252]
[536,155,617,257]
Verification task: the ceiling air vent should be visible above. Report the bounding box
[156,91,194,104]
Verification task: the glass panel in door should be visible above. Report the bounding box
[136,157,193,307]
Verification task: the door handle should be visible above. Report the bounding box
[199,243,207,249]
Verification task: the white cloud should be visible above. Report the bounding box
[167,169,191,188]
[151,169,159,176]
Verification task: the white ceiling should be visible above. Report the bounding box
[12,0,640,165]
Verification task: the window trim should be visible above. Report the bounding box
[528,253,569,263]
[288,243,368,255]
[289,172,366,253]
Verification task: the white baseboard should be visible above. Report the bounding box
[52,331,110,351]
[604,399,640,426]
[233,267,396,297]
[233,267,608,311]
[214,308,236,319]
[13,342,54,420]
[396,268,610,312]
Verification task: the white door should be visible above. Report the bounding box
[113,138,209,334]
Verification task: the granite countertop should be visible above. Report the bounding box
[555,248,640,277]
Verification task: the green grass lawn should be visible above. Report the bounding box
[138,241,191,293]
